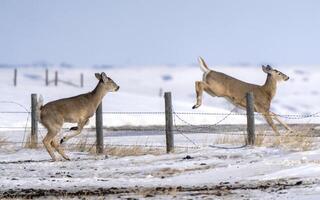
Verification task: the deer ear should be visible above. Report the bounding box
[100,72,108,83]
[101,72,107,76]
[262,65,267,73]
[95,73,102,80]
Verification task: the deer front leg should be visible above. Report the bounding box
[60,119,89,144]
[192,81,209,109]
[262,113,280,135]
[269,111,293,133]
[68,119,90,131]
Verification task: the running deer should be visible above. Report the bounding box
[192,57,292,135]
[37,72,119,161]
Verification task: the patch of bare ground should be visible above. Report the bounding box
[0,179,316,199]
[151,164,212,178]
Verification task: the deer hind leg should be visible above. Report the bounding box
[51,138,70,161]
[269,112,293,133]
[43,130,58,161]
[60,119,89,144]
[192,81,210,109]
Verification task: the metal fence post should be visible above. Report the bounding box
[45,69,49,86]
[54,71,58,86]
[96,103,104,154]
[14,68,17,87]
[80,73,84,88]
[246,92,255,145]
[31,94,38,148]
[164,92,174,153]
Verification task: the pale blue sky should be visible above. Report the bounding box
[1,0,320,66]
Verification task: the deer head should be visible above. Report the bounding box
[95,72,120,92]
[262,65,289,81]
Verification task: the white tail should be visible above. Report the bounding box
[198,57,210,73]
[193,59,291,135]
[36,95,43,122]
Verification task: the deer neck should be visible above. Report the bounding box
[262,74,277,99]
[91,81,108,108]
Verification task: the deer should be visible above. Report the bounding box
[37,72,119,161]
[192,57,292,135]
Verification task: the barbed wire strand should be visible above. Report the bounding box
[0,101,31,147]
[0,110,320,119]
[172,96,250,149]
[172,109,198,147]
[1,100,320,149]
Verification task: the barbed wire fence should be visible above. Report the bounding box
[0,92,320,153]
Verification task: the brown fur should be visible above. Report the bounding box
[193,57,291,135]
[39,72,119,161]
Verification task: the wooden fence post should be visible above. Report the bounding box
[96,103,104,154]
[164,92,174,153]
[54,71,58,86]
[14,68,17,86]
[246,92,255,145]
[80,73,84,88]
[45,69,49,86]
[31,94,38,148]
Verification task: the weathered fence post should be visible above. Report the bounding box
[164,92,174,153]
[80,73,84,88]
[45,69,49,86]
[246,92,255,145]
[54,71,58,86]
[96,103,104,154]
[13,68,17,86]
[31,94,38,148]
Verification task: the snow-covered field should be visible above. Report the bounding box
[1,147,320,199]
[0,65,320,199]
[0,64,319,128]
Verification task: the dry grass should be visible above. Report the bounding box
[67,137,96,153]
[23,135,39,149]
[214,127,315,151]
[106,146,164,157]
[21,134,165,157]
[67,136,165,157]
[214,133,247,145]
[0,136,8,148]
[277,131,314,151]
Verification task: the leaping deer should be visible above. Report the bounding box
[37,72,119,161]
[192,57,292,135]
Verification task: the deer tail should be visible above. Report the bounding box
[36,95,44,122]
[198,57,210,73]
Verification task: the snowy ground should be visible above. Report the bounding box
[0,65,320,199]
[1,146,320,199]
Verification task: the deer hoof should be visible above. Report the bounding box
[64,156,70,161]
[192,105,200,109]
[70,126,78,131]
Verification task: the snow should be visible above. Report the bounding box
[0,65,319,128]
[0,65,320,199]
[1,147,320,199]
